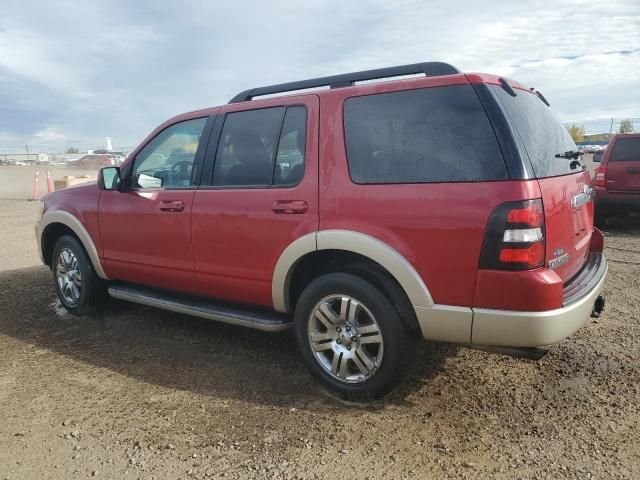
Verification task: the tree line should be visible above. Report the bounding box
[566,119,634,143]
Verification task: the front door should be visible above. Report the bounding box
[191,96,319,308]
[99,116,210,292]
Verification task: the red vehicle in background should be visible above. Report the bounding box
[594,133,640,226]
[35,62,608,399]
[75,154,114,169]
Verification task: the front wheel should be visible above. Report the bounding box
[52,235,107,315]
[294,273,412,401]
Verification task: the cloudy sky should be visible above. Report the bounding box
[1,0,639,153]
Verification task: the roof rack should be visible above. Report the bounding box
[228,62,461,103]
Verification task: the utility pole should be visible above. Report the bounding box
[25,144,30,162]
[609,118,614,141]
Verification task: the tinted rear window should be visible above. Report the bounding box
[490,85,584,178]
[343,85,508,184]
[610,137,640,162]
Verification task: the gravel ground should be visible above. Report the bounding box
[1,199,639,480]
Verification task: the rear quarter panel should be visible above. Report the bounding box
[318,79,542,307]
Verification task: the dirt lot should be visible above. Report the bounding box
[1,196,639,479]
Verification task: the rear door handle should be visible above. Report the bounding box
[626,167,640,174]
[159,200,185,212]
[272,200,308,214]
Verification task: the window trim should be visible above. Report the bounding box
[341,84,510,185]
[199,104,308,190]
[124,115,214,192]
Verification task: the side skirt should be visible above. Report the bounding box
[108,283,292,332]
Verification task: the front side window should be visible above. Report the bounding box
[212,105,307,187]
[344,85,508,184]
[131,117,207,189]
[610,137,640,162]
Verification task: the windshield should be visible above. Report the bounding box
[490,85,584,178]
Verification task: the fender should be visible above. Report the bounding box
[272,229,434,312]
[271,229,472,343]
[271,231,317,312]
[36,210,109,280]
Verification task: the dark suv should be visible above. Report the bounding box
[594,133,640,225]
[36,62,608,399]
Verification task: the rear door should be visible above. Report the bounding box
[605,136,640,192]
[190,95,319,308]
[490,85,593,282]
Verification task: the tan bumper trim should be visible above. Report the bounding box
[471,261,608,347]
[415,304,472,343]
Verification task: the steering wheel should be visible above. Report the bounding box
[168,160,193,186]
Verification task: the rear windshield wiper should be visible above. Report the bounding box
[554,150,585,170]
[554,150,581,159]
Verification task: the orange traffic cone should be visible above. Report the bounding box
[31,171,40,201]
[46,171,53,193]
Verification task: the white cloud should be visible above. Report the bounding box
[0,0,638,152]
[32,126,67,144]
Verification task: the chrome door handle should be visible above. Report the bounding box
[159,200,185,212]
[272,200,308,214]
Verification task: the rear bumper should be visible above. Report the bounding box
[471,251,608,347]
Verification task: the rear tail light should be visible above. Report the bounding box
[594,166,607,188]
[479,199,545,270]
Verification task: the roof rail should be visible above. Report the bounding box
[228,62,461,103]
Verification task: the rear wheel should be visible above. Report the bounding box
[294,273,411,401]
[52,235,107,315]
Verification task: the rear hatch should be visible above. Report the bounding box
[605,136,640,192]
[490,85,593,283]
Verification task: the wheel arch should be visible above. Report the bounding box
[272,230,434,315]
[38,211,108,279]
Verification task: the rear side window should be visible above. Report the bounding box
[212,105,307,187]
[610,138,640,162]
[213,107,283,186]
[343,85,508,184]
[490,85,583,178]
[274,106,307,186]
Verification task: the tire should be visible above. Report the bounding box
[294,272,412,401]
[52,235,107,315]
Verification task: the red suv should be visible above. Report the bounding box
[36,62,608,399]
[594,133,640,225]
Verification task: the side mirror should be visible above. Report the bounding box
[98,167,121,191]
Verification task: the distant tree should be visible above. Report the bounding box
[619,119,634,133]
[566,124,585,143]
[66,147,80,154]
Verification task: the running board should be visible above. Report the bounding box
[108,284,292,332]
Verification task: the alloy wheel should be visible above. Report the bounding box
[307,294,384,384]
[56,247,82,305]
